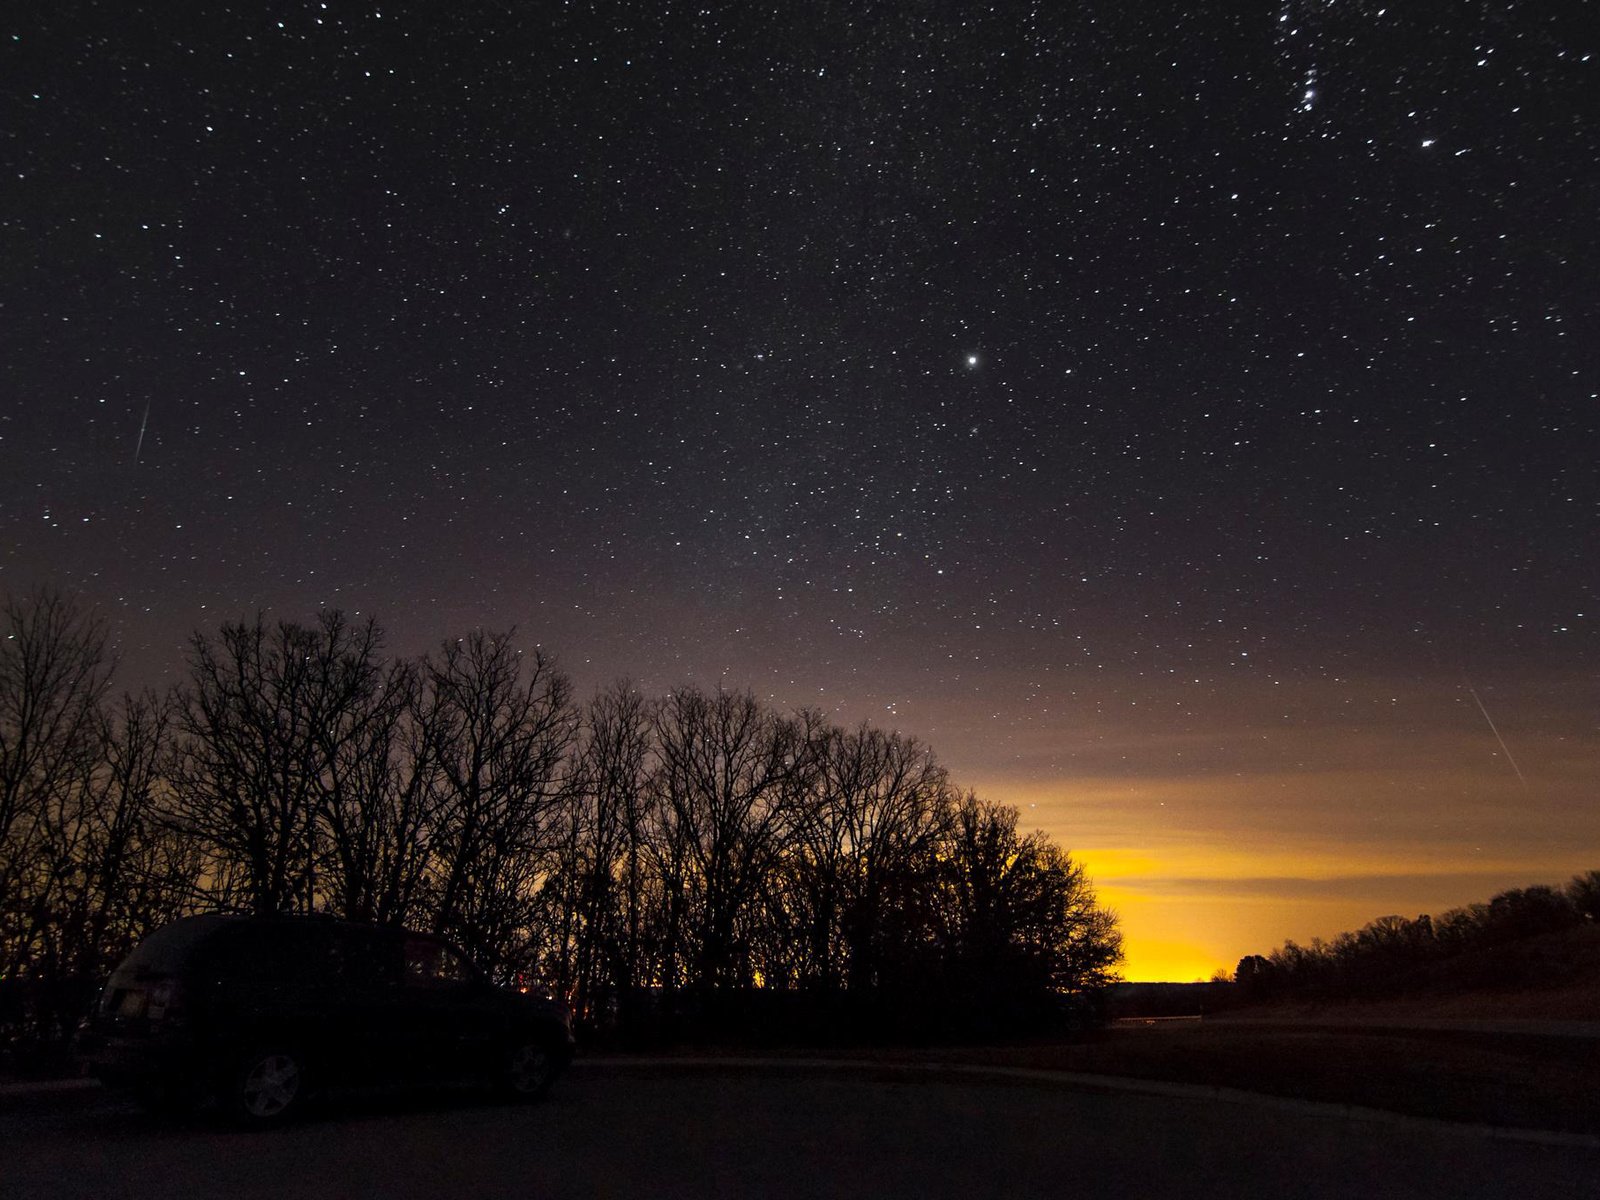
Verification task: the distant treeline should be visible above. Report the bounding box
[1233,874,1600,1001]
[0,590,1121,1063]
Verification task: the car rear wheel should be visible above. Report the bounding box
[230,1047,307,1126]
[499,1038,557,1102]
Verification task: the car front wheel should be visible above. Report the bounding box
[499,1038,557,1102]
[230,1047,307,1126]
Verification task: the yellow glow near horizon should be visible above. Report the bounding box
[910,669,1600,984]
[1073,843,1592,982]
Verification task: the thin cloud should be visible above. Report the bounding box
[1119,871,1566,904]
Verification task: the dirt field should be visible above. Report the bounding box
[1223,981,1600,1023]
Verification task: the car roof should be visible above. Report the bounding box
[116,914,243,973]
[118,912,457,973]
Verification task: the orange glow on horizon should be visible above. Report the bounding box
[1062,843,1591,983]
[943,685,1600,985]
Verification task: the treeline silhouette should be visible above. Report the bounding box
[1233,873,1600,1002]
[0,590,1121,1066]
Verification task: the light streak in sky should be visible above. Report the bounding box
[1461,675,1528,789]
[134,401,150,463]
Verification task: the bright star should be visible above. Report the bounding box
[966,354,979,368]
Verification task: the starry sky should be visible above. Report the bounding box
[4,1,1596,979]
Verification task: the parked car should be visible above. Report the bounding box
[75,914,574,1124]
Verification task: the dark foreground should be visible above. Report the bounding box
[5,1064,1597,1200]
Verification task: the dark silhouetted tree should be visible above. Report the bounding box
[780,724,953,995]
[1232,954,1275,997]
[165,612,387,915]
[420,630,577,978]
[1,590,113,953]
[649,687,818,994]
[313,655,436,926]
[1568,870,1600,923]
[565,680,654,1020]
[5,595,1130,1052]
[1483,885,1577,944]
[1,593,197,1053]
[938,796,1122,1025]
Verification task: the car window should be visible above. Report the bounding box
[331,928,401,991]
[402,936,475,988]
[115,916,234,976]
[203,923,327,987]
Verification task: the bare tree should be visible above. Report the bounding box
[420,630,577,977]
[939,796,1122,1012]
[783,724,953,994]
[24,693,198,1042]
[650,687,817,993]
[0,590,115,1044]
[93,693,204,941]
[313,656,436,926]
[555,680,654,1022]
[1569,870,1600,923]
[0,591,113,943]
[1,593,198,1052]
[6,595,1132,1053]
[165,612,385,915]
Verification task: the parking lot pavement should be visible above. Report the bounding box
[5,1065,1598,1199]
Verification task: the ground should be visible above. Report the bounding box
[4,1063,1598,1199]
[632,1012,1597,1135]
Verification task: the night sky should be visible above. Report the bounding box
[4,1,1595,978]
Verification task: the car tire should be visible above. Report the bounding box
[498,1036,558,1102]
[229,1046,308,1126]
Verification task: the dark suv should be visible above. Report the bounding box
[76,915,574,1124]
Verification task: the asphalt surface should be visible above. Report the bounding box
[1200,1015,1600,1040]
[4,1063,1597,1199]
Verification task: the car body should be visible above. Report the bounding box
[75,914,574,1123]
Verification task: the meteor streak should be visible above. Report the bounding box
[1462,675,1528,788]
[134,401,150,463]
